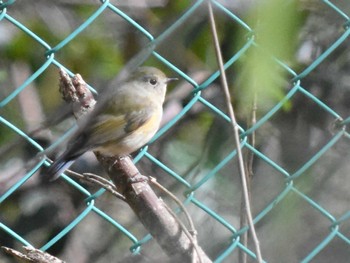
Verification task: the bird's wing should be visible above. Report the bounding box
[84,108,155,147]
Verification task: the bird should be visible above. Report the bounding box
[46,66,177,180]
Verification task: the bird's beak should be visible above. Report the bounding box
[165,77,178,83]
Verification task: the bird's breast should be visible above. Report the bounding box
[95,108,162,156]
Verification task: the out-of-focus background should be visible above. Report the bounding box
[1,0,350,262]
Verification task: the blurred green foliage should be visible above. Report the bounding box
[235,0,303,116]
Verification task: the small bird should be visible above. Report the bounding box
[47,67,177,180]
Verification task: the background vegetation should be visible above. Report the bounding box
[1,0,350,262]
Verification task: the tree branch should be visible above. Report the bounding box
[207,2,262,262]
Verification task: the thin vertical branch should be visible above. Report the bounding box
[239,93,257,263]
[207,2,263,262]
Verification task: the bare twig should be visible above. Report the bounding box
[59,69,96,119]
[2,246,65,263]
[162,204,200,263]
[207,2,263,262]
[45,157,126,200]
[239,93,257,263]
[68,170,126,201]
[149,176,202,263]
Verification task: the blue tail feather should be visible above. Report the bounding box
[47,157,74,181]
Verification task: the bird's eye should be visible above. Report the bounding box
[149,78,157,85]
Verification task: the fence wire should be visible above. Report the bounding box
[1,0,350,262]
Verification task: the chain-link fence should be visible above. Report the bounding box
[1,0,350,262]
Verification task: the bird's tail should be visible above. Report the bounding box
[46,154,74,181]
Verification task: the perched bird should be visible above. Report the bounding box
[47,67,177,180]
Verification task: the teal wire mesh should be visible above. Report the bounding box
[1,0,350,262]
